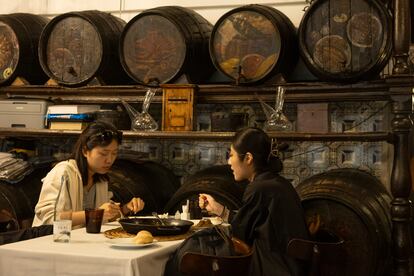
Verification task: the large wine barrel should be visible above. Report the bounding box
[0,13,49,85]
[298,0,392,82]
[0,164,52,232]
[108,159,180,214]
[164,165,247,217]
[296,169,392,276]
[209,4,298,84]
[38,10,131,87]
[120,6,214,85]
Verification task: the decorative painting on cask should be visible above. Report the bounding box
[0,23,17,82]
[298,0,392,82]
[46,17,102,84]
[122,15,185,85]
[0,13,49,85]
[210,4,298,84]
[39,11,130,87]
[120,6,214,85]
[211,11,280,81]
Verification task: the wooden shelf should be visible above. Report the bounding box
[0,80,405,142]
[0,128,393,142]
[0,77,412,104]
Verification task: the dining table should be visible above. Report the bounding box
[0,221,185,276]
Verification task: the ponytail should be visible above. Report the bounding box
[266,140,286,173]
[232,127,285,174]
[267,152,283,173]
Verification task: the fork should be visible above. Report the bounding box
[152,212,166,226]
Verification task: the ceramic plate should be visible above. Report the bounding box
[192,217,223,229]
[105,238,157,248]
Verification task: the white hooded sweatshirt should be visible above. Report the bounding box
[32,159,110,226]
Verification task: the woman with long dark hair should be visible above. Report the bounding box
[199,127,308,275]
[33,121,144,227]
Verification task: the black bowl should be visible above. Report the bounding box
[119,218,193,235]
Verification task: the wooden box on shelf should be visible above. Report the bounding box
[161,84,196,131]
[297,103,329,133]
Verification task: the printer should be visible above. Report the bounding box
[0,100,50,128]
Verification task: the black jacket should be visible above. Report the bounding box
[230,171,309,276]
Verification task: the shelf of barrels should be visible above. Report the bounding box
[0,1,412,275]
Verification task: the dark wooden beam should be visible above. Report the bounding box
[393,0,411,74]
[390,90,412,276]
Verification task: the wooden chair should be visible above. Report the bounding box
[287,238,346,276]
[180,237,253,276]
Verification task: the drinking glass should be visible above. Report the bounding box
[85,208,104,233]
[53,210,72,243]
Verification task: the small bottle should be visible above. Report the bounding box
[175,210,181,220]
[181,211,190,220]
[181,204,189,220]
[53,175,72,243]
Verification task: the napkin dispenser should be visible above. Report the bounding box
[0,100,49,128]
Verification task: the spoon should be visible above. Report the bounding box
[152,212,166,226]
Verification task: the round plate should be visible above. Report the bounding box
[105,238,157,248]
[192,217,224,230]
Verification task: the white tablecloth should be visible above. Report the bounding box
[0,222,183,276]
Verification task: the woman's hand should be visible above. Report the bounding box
[199,193,223,216]
[123,197,145,215]
[99,202,120,222]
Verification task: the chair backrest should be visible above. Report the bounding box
[0,225,53,245]
[0,209,19,232]
[180,237,253,276]
[287,238,346,276]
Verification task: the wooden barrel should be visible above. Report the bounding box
[119,6,214,85]
[0,184,29,231]
[0,13,49,85]
[296,169,392,276]
[108,159,180,214]
[209,4,298,84]
[0,164,52,232]
[164,165,247,217]
[38,10,131,87]
[298,0,392,82]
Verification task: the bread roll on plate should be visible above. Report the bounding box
[133,230,154,244]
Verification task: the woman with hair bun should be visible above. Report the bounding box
[199,127,308,276]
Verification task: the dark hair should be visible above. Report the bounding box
[72,120,122,186]
[232,127,282,173]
